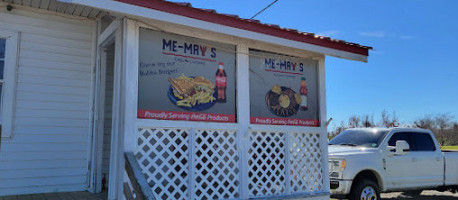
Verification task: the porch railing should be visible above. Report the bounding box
[134,127,328,200]
[124,152,156,200]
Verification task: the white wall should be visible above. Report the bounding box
[0,7,94,196]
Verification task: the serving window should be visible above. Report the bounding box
[249,49,319,126]
[137,28,237,123]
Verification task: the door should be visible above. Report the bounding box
[384,132,416,189]
[408,132,443,187]
[384,131,443,189]
[100,43,115,191]
[91,41,116,194]
[90,20,121,199]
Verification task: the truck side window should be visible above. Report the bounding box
[388,132,411,150]
[410,132,436,151]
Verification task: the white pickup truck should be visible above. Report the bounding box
[328,128,458,200]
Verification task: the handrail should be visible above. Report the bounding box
[124,152,156,200]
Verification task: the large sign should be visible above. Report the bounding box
[138,28,236,123]
[249,50,319,126]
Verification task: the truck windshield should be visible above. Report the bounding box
[329,129,389,148]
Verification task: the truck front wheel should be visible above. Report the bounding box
[349,179,381,200]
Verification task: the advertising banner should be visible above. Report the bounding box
[138,28,236,123]
[249,49,319,126]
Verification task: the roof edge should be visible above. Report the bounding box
[113,0,371,56]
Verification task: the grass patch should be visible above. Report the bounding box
[442,146,458,150]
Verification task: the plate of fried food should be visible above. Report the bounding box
[265,85,301,117]
[168,74,217,111]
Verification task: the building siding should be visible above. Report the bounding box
[0,7,94,196]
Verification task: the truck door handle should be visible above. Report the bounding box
[436,157,442,161]
[412,158,418,162]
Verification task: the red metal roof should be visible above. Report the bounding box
[115,0,372,56]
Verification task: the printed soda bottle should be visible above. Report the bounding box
[215,62,227,103]
[300,77,308,110]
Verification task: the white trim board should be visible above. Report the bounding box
[0,30,20,139]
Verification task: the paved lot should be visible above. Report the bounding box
[332,190,458,200]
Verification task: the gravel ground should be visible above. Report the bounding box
[380,190,458,200]
[332,190,458,200]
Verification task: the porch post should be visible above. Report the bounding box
[236,44,250,199]
[318,56,330,194]
[116,18,140,199]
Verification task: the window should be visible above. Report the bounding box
[388,132,436,152]
[0,31,19,138]
[388,132,411,150]
[329,129,389,148]
[411,132,436,151]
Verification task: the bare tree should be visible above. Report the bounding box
[361,114,375,128]
[453,123,458,145]
[435,113,454,129]
[413,113,456,145]
[348,115,361,128]
[414,114,434,130]
[329,111,458,145]
[380,110,399,127]
[329,121,346,139]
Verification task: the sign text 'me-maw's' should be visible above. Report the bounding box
[137,28,237,123]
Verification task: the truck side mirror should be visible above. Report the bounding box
[395,140,410,155]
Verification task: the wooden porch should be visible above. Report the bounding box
[0,191,107,200]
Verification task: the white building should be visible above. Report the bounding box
[0,0,371,199]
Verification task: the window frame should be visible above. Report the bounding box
[0,30,20,139]
[388,131,437,152]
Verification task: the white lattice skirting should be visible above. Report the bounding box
[136,127,324,200]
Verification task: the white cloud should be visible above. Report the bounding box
[400,35,414,40]
[359,31,414,40]
[359,31,386,38]
[316,30,341,37]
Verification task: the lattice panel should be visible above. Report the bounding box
[289,132,323,193]
[136,128,190,200]
[193,129,240,199]
[248,131,286,197]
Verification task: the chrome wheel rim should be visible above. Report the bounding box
[361,186,377,200]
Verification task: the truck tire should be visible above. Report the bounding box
[349,179,380,200]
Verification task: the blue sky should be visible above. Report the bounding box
[184,0,458,128]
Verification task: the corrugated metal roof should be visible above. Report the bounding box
[115,0,372,56]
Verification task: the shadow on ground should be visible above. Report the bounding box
[382,195,458,200]
[333,191,458,200]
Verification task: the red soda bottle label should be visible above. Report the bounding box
[215,76,227,87]
[216,62,227,102]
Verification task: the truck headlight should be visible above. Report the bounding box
[329,159,346,172]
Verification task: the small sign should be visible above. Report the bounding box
[249,50,319,126]
[138,28,236,123]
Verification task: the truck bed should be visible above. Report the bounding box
[444,151,458,186]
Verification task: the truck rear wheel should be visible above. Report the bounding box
[349,179,380,200]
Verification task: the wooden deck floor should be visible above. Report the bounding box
[0,191,107,200]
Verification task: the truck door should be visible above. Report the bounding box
[408,132,443,187]
[384,132,416,189]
